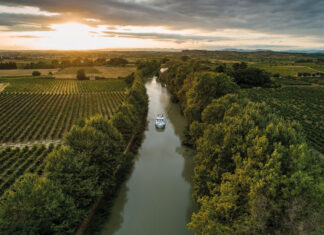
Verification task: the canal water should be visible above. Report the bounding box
[100,76,195,235]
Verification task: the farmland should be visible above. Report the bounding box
[0,145,55,196]
[0,77,126,93]
[0,66,136,79]
[249,63,322,77]
[244,86,324,153]
[0,69,58,78]
[0,77,127,144]
[55,66,136,79]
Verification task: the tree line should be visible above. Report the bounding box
[23,57,130,69]
[0,62,17,70]
[0,61,159,234]
[161,59,323,234]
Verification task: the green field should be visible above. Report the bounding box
[250,63,319,77]
[57,66,101,74]
[0,77,127,143]
[0,77,126,93]
[0,66,136,79]
[244,86,324,153]
[0,145,55,196]
[55,66,136,79]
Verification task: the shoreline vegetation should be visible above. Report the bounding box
[0,61,160,234]
[160,59,323,234]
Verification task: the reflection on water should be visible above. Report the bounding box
[100,77,195,235]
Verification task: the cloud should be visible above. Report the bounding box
[11,35,43,38]
[0,0,323,49]
[102,30,233,43]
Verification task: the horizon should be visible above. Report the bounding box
[0,1,323,51]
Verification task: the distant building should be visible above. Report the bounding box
[89,74,96,80]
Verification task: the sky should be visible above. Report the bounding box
[0,0,323,50]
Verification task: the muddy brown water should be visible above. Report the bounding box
[100,76,195,235]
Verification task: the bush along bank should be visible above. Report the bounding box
[162,60,324,234]
[0,62,156,234]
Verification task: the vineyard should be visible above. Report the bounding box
[0,78,127,144]
[0,144,55,196]
[0,77,126,93]
[244,86,324,153]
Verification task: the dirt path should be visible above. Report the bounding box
[0,82,9,92]
[304,66,324,73]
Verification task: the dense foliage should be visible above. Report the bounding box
[107,58,128,66]
[0,174,79,234]
[32,70,41,76]
[0,62,17,70]
[163,59,323,234]
[188,96,323,234]
[77,69,87,80]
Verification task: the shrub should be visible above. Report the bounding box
[32,71,41,76]
[76,69,87,80]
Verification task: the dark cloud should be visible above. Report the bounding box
[0,13,65,31]
[102,30,233,42]
[0,0,323,43]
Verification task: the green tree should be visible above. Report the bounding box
[0,174,79,235]
[32,70,41,76]
[45,146,102,209]
[111,104,137,141]
[77,69,87,80]
[184,72,239,123]
[189,99,323,234]
[65,116,125,188]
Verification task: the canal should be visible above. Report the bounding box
[100,76,195,235]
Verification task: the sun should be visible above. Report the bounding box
[47,22,98,50]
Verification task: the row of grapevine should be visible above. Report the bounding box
[0,144,55,196]
[244,86,324,153]
[0,79,127,94]
[0,92,125,143]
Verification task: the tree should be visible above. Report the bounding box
[0,174,79,234]
[45,146,102,209]
[107,58,128,66]
[189,99,323,234]
[65,116,125,189]
[231,67,271,87]
[181,55,190,62]
[111,104,137,141]
[77,69,87,80]
[32,70,41,76]
[232,62,247,71]
[184,72,239,123]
